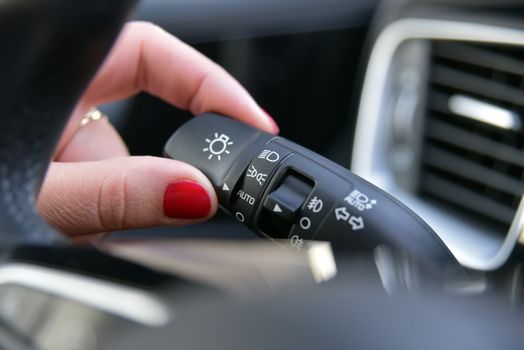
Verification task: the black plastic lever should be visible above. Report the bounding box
[165,113,457,267]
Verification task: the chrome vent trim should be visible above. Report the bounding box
[353,18,524,270]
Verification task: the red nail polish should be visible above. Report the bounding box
[262,109,280,134]
[163,180,211,219]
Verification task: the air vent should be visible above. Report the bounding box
[419,40,524,232]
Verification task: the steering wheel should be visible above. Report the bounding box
[0,0,137,247]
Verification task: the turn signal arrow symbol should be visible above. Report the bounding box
[348,216,364,230]
[335,207,350,221]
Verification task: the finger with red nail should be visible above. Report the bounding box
[37,21,280,238]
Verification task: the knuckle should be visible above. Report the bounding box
[132,21,165,36]
[129,22,166,91]
[97,171,128,231]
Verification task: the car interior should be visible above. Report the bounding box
[1,0,524,349]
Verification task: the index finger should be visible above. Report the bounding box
[86,21,277,131]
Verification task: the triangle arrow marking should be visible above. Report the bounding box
[274,204,282,213]
[222,183,230,191]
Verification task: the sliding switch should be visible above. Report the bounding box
[229,143,293,225]
[259,172,313,238]
[263,173,312,222]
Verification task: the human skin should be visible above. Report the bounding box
[37,21,279,239]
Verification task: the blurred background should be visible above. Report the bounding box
[106,0,376,165]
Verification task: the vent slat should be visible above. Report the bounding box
[426,91,451,114]
[433,42,524,77]
[420,174,516,224]
[423,145,524,197]
[431,65,524,108]
[416,40,524,233]
[425,118,524,168]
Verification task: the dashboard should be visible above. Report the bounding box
[354,0,524,270]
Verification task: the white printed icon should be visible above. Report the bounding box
[344,189,377,211]
[246,165,267,186]
[203,133,233,160]
[299,217,311,230]
[235,212,245,222]
[236,189,255,205]
[258,150,280,162]
[335,207,350,221]
[307,196,323,213]
[348,216,364,230]
[334,207,364,231]
[290,235,304,250]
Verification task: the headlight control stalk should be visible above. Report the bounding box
[165,114,457,268]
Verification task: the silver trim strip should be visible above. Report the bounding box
[0,263,170,327]
[353,18,524,270]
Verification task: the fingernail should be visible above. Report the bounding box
[163,180,211,219]
[262,109,280,134]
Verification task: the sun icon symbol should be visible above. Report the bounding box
[202,133,233,160]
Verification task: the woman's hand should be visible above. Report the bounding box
[37,21,279,238]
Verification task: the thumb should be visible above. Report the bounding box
[37,156,217,237]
